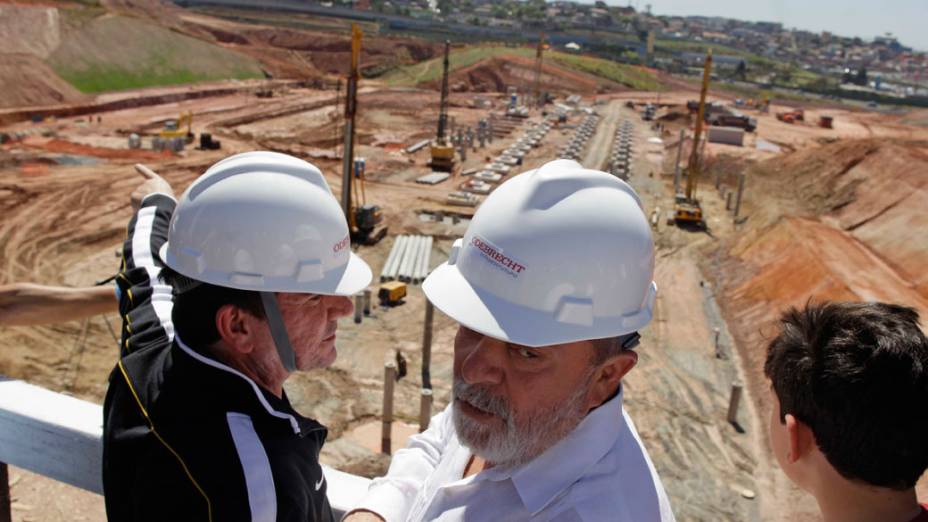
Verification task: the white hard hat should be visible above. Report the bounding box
[160,151,372,296]
[423,159,657,347]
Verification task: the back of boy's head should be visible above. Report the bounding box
[764,301,928,490]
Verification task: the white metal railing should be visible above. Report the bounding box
[0,376,370,519]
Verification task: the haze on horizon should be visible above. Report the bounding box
[591,0,927,51]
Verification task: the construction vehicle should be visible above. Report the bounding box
[430,41,456,172]
[818,115,834,129]
[378,281,407,306]
[674,50,712,228]
[642,104,656,121]
[776,108,805,124]
[160,112,194,144]
[707,112,757,132]
[340,25,387,245]
[687,100,723,114]
[198,133,221,150]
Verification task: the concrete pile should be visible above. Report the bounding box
[446,191,481,207]
[415,172,451,185]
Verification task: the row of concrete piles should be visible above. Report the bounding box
[557,112,600,160]
[459,119,553,198]
[449,118,552,206]
[379,234,434,284]
[609,119,635,181]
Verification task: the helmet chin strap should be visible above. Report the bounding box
[259,292,297,373]
[618,331,641,350]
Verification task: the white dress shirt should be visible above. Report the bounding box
[353,390,675,521]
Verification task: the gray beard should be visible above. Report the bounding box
[451,373,592,469]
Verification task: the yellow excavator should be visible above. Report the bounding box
[674,50,712,228]
[429,41,455,172]
[160,112,194,143]
[340,24,386,245]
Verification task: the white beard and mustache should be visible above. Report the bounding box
[451,370,594,469]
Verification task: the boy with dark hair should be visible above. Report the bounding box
[765,301,928,522]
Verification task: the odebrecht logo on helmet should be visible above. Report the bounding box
[333,235,350,253]
[470,235,526,278]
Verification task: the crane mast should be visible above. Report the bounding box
[686,49,712,200]
[436,40,450,145]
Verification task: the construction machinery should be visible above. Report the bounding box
[776,108,805,124]
[642,103,656,121]
[429,41,456,173]
[707,112,757,132]
[198,133,221,150]
[818,115,834,129]
[379,281,407,306]
[687,99,756,131]
[160,112,194,143]
[340,24,386,244]
[674,50,712,228]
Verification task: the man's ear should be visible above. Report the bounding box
[587,350,638,411]
[785,414,815,464]
[215,304,255,354]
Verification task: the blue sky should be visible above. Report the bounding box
[593,0,927,51]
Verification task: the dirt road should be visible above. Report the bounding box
[582,99,621,170]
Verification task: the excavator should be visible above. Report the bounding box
[429,41,455,172]
[340,24,386,245]
[159,111,194,144]
[674,50,712,228]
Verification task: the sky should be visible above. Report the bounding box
[592,0,928,51]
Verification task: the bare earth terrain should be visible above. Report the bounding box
[2,2,928,522]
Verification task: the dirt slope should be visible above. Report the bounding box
[753,139,928,299]
[176,12,441,80]
[0,54,86,108]
[0,4,62,58]
[0,5,87,107]
[426,54,613,94]
[701,136,928,516]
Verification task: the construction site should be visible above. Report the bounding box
[1,1,927,521]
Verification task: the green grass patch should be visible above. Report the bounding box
[547,51,663,91]
[56,64,261,93]
[655,39,776,67]
[380,45,662,91]
[47,14,265,93]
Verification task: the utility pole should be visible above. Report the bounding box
[340,24,362,225]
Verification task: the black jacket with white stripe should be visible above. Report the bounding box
[102,194,335,522]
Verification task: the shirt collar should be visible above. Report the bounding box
[499,388,626,515]
[174,335,324,437]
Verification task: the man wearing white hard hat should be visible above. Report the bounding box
[347,159,674,521]
[103,152,371,521]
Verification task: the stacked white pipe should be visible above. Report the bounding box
[379,235,434,284]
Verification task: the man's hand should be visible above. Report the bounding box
[131,164,175,210]
[342,510,386,522]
